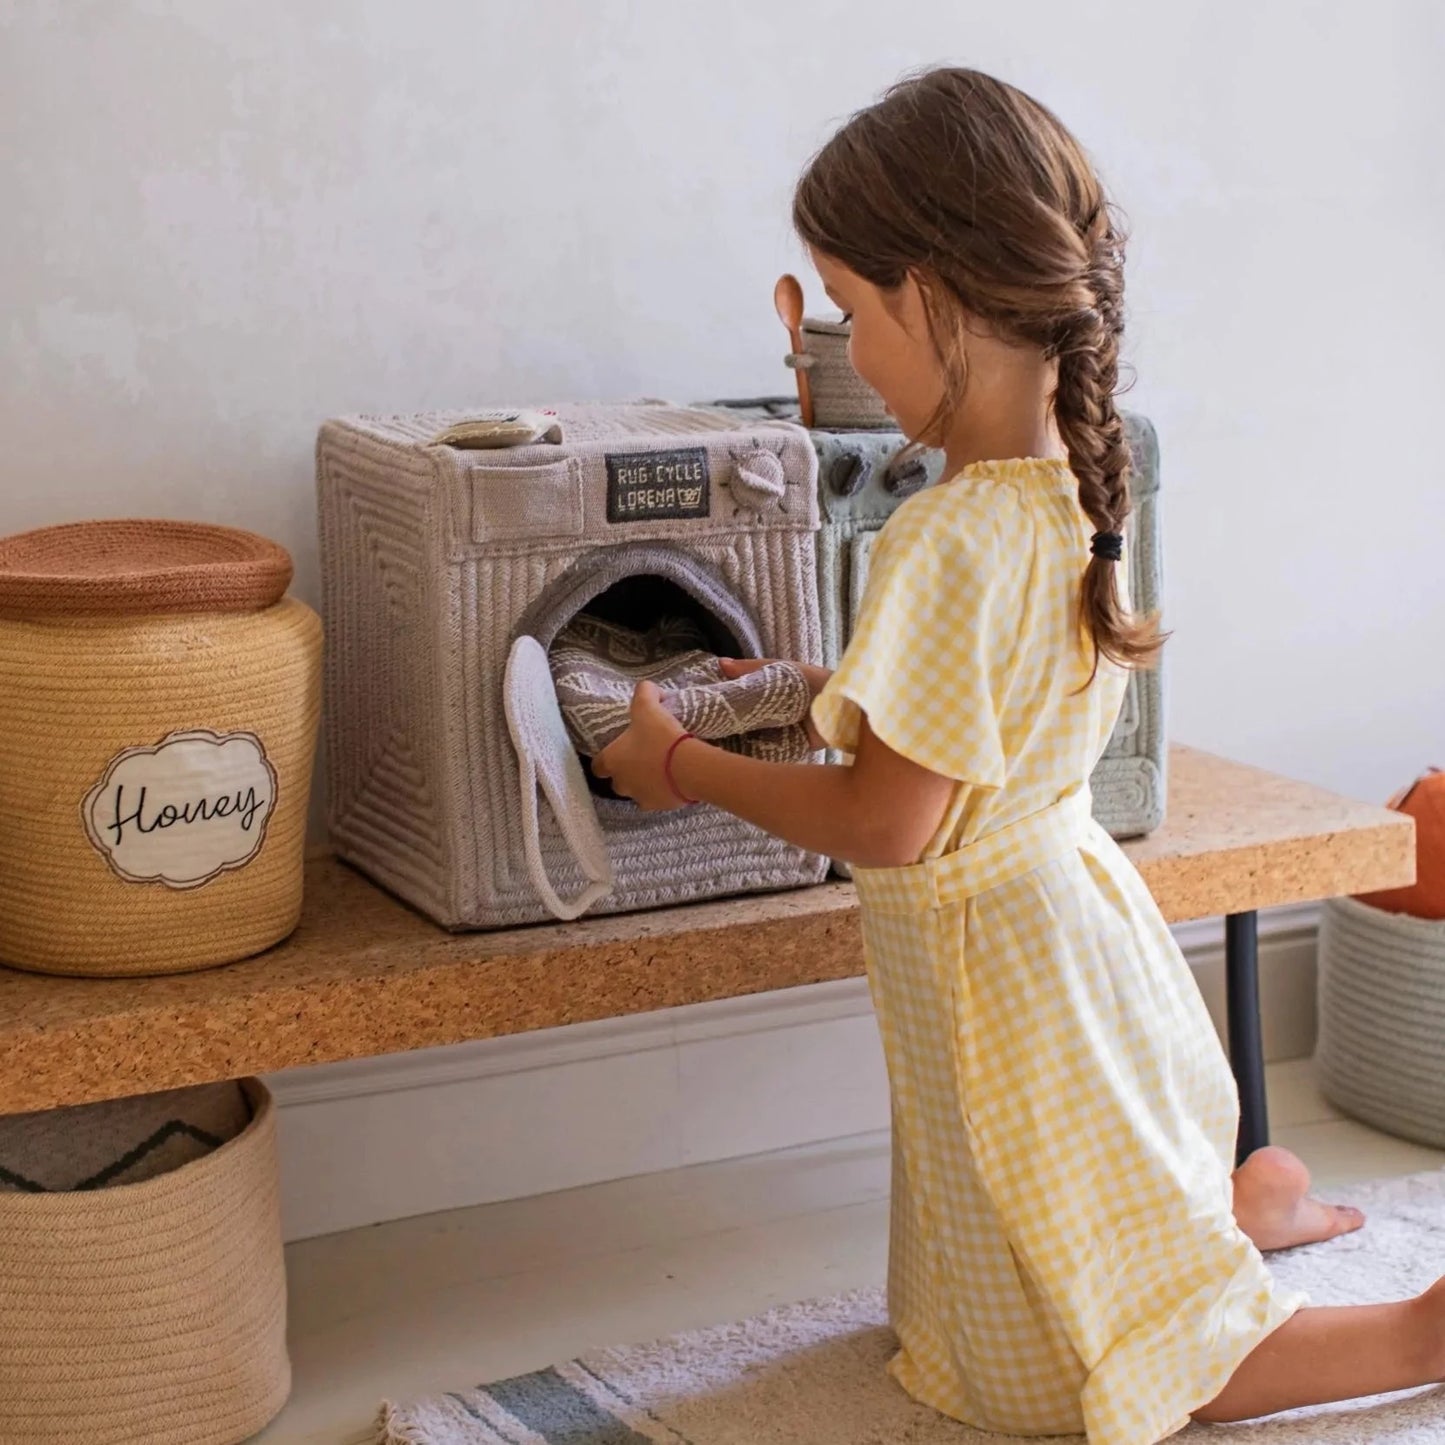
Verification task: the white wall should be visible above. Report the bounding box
[3,0,1442,802]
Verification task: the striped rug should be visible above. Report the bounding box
[376,1167,1445,1443]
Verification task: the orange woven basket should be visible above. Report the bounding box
[0,520,321,977]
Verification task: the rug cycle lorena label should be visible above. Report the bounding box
[82,729,278,889]
[605,448,711,523]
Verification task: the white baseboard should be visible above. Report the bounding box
[266,905,1320,1242]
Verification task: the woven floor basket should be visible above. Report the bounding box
[1317,896,1445,1148]
[0,1079,290,1445]
[0,520,322,976]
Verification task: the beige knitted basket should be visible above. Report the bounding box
[0,520,322,976]
[0,1078,290,1445]
[788,319,894,430]
[1317,897,1445,1148]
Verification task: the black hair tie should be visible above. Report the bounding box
[1090,531,1124,562]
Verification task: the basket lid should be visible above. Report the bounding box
[0,520,293,618]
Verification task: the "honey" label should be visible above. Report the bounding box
[82,729,278,889]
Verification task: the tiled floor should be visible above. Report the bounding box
[258,1059,1445,1444]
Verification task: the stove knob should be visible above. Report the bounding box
[828,452,868,497]
[885,456,930,497]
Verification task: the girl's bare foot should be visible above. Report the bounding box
[1232,1145,1365,1252]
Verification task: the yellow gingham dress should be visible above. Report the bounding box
[811,458,1305,1444]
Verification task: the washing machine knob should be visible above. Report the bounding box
[828,452,868,498]
[730,449,788,509]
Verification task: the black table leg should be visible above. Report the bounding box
[1226,910,1269,1166]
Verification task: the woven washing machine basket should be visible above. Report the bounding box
[1317,896,1445,1148]
[317,404,828,930]
[0,520,322,976]
[0,1078,290,1445]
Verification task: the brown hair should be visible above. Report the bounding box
[794,67,1163,672]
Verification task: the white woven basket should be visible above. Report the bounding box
[0,1078,290,1444]
[1317,897,1445,1148]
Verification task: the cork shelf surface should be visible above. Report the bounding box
[0,746,1414,1116]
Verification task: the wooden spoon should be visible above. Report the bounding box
[773,273,814,428]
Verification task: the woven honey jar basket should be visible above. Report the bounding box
[0,520,322,977]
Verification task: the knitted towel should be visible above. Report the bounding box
[549,614,812,763]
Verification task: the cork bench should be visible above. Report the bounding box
[0,746,1415,1163]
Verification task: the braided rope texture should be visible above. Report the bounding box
[0,522,322,977]
[0,1079,290,1444]
[317,405,830,930]
[1318,899,1445,1149]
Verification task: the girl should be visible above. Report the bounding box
[594,68,1445,1443]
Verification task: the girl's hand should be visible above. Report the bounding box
[592,682,692,811]
[718,656,833,751]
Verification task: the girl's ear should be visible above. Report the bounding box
[890,269,933,335]
[909,268,1005,352]
[899,266,975,344]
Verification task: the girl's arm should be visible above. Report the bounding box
[592,682,954,869]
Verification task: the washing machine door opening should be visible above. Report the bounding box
[571,573,749,663]
[513,543,766,805]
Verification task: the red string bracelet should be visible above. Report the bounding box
[663,732,699,806]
